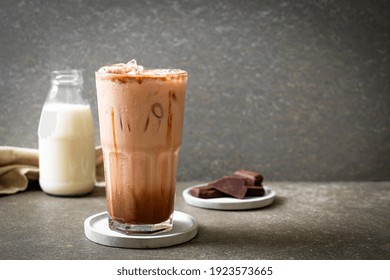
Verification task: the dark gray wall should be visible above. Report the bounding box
[1,0,389,181]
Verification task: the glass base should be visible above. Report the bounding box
[108,215,173,235]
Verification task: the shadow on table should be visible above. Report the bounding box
[20,180,106,198]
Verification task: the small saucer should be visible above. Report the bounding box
[84,211,198,249]
[182,184,276,210]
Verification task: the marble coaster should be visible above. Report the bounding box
[183,184,275,210]
[84,211,198,249]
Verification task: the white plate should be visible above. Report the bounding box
[84,211,198,249]
[182,184,275,210]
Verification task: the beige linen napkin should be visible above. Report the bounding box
[0,146,105,195]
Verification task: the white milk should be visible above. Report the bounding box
[38,103,95,195]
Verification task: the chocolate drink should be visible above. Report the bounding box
[95,60,187,233]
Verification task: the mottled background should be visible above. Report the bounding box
[0,0,389,181]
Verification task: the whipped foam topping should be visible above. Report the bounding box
[97,59,185,76]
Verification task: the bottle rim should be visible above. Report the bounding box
[51,69,83,85]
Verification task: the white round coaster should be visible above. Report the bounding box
[84,211,198,249]
[182,184,276,210]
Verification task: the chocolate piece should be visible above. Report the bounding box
[209,176,247,199]
[246,185,265,197]
[233,170,263,186]
[190,170,266,199]
[190,185,227,199]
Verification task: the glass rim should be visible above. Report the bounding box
[95,69,188,83]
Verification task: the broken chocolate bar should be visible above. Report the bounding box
[233,170,263,186]
[208,176,247,199]
[190,170,266,199]
[191,184,265,199]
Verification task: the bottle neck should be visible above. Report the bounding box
[46,70,86,105]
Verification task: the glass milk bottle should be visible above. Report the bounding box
[38,70,95,196]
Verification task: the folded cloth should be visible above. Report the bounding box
[0,146,105,195]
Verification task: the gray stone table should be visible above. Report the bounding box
[0,182,389,259]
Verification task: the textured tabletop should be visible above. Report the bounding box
[0,181,389,260]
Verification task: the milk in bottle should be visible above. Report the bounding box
[38,70,95,196]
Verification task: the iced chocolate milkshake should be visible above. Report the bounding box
[95,60,187,233]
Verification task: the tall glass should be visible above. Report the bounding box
[95,61,187,234]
